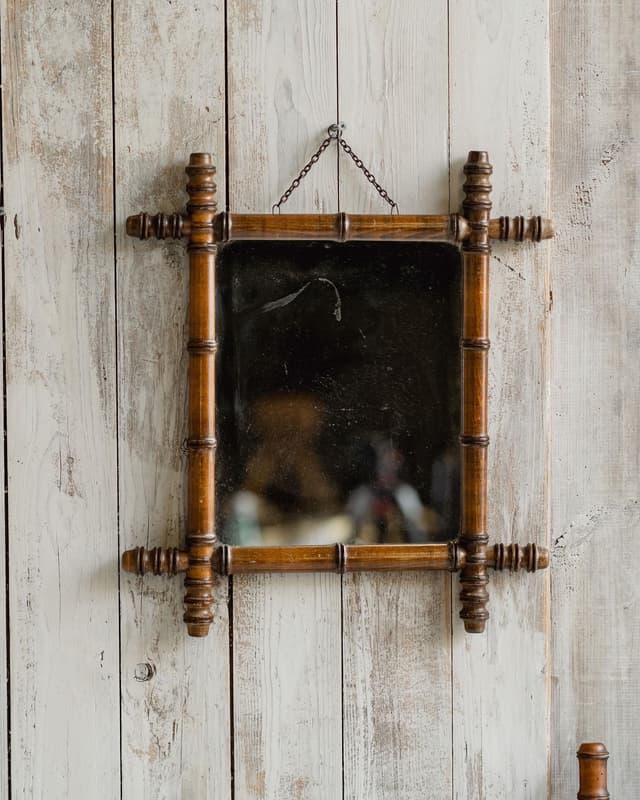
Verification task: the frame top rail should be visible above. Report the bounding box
[126,211,554,246]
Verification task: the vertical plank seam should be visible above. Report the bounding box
[335,0,341,213]
[228,576,235,800]
[446,0,452,215]
[110,1,124,797]
[223,0,230,213]
[223,4,234,796]
[544,4,553,793]
[446,3,454,797]
[449,575,454,800]
[330,3,345,796]
[340,577,345,800]
[336,5,345,796]
[545,238,552,800]
[0,2,12,789]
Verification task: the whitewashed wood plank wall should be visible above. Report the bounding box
[550,1,639,798]
[0,0,636,798]
[3,3,120,798]
[449,3,550,797]
[114,3,231,798]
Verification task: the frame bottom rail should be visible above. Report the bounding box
[122,541,549,577]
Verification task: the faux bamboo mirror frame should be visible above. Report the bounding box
[121,150,554,638]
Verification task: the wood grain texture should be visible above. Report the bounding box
[2,1,120,796]
[183,154,218,637]
[7,2,638,797]
[449,1,551,796]
[0,55,6,784]
[223,543,454,574]
[337,0,449,214]
[227,3,343,797]
[458,152,492,633]
[124,541,548,577]
[577,744,610,800]
[114,2,230,797]
[338,2,453,797]
[550,1,639,797]
[126,210,552,244]
[0,440,4,798]
[227,0,338,213]
[343,573,452,799]
[233,574,342,800]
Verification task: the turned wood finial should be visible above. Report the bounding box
[491,543,549,572]
[185,153,217,215]
[126,211,187,241]
[462,151,492,251]
[488,215,554,242]
[577,743,609,800]
[121,547,189,576]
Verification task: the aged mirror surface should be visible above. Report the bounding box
[216,241,461,546]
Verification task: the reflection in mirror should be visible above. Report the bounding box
[216,241,461,546]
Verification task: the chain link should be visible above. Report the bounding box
[271,135,333,213]
[271,125,398,214]
[336,137,398,213]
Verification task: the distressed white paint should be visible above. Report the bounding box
[233,574,342,800]
[114,2,231,798]
[337,0,449,214]
[2,1,120,797]
[449,1,551,797]
[2,1,637,798]
[338,3,453,798]
[227,0,338,213]
[550,1,640,796]
[0,449,4,798]
[343,572,452,799]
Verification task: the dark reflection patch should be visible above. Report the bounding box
[216,240,461,546]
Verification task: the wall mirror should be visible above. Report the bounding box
[121,149,553,638]
[217,240,460,548]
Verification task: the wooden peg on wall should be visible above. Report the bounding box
[577,743,610,799]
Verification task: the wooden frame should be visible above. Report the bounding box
[121,151,553,638]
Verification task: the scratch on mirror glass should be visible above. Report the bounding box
[259,277,343,321]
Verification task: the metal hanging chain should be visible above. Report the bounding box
[336,135,399,214]
[272,123,399,214]
[271,131,334,213]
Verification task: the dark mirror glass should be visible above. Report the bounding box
[216,240,461,546]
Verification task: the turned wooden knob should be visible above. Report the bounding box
[126,211,188,240]
[491,542,549,572]
[121,547,189,576]
[488,215,554,242]
[577,743,609,799]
